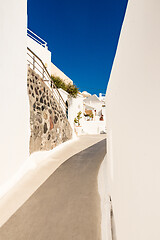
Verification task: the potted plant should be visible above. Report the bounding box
[74,111,82,126]
[74,111,83,135]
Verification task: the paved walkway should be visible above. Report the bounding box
[0,138,106,240]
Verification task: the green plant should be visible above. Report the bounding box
[74,111,82,126]
[66,83,79,98]
[74,118,78,124]
[51,75,79,98]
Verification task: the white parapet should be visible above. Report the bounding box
[27,33,52,74]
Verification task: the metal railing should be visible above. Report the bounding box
[27,28,48,48]
[27,47,68,115]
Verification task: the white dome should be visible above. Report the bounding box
[82,91,91,97]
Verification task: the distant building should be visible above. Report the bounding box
[66,92,106,135]
[84,94,105,120]
[81,91,91,98]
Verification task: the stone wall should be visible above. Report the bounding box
[27,67,72,154]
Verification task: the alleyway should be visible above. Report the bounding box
[0,138,106,240]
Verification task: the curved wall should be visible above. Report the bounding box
[106,0,160,239]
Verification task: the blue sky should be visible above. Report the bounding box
[28,0,128,95]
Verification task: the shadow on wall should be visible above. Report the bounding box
[110,197,117,240]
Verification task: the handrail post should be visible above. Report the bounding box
[33,56,35,70]
[42,68,44,79]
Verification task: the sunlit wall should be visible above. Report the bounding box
[106,0,160,239]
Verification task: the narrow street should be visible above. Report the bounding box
[0,138,106,240]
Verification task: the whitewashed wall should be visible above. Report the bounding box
[58,88,69,103]
[83,121,105,135]
[58,89,84,136]
[68,94,84,133]
[106,0,160,239]
[27,36,51,74]
[84,96,103,116]
[0,0,30,197]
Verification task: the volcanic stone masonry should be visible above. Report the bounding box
[27,67,72,154]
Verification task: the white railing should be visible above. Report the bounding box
[27,47,68,115]
[27,28,48,49]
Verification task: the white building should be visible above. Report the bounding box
[82,93,106,134]
[81,91,91,98]
[58,89,84,136]
[104,0,160,239]
[84,94,105,120]
[68,92,106,135]
[58,88,106,135]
